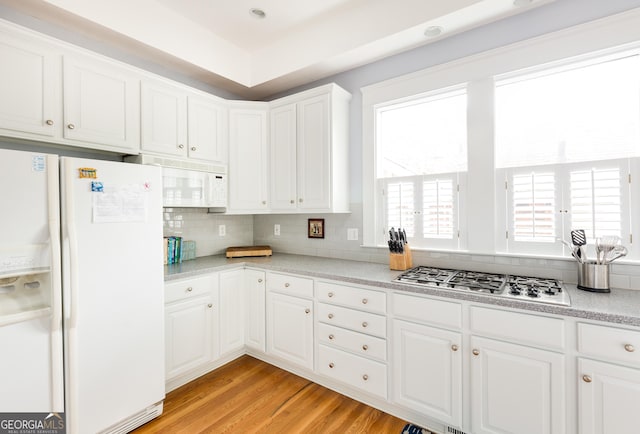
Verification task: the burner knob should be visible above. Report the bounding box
[527,288,540,298]
[510,285,521,295]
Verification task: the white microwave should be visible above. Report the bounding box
[126,155,227,210]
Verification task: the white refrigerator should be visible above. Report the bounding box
[0,148,165,433]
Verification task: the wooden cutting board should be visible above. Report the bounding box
[226,245,273,258]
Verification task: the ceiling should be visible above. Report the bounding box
[0,0,553,99]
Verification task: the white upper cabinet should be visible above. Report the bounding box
[187,95,227,164]
[228,103,269,212]
[141,80,188,157]
[269,84,351,213]
[0,29,59,139]
[63,55,140,153]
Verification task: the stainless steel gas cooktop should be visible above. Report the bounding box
[395,266,570,306]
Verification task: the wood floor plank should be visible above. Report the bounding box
[133,355,410,434]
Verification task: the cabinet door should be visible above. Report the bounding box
[141,81,187,157]
[63,56,139,152]
[228,107,268,211]
[266,292,313,370]
[0,32,58,138]
[187,95,226,163]
[245,269,266,352]
[392,320,462,427]
[297,94,331,210]
[165,296,215,380]
[579,358,640,434]
[470,336,565,434]
[270,103,297,210]
[219,270,246,356]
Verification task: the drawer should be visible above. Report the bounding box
[317,344,387,399]
[318,323,387,361]
[470,306,565,351]
[317,303,386,338]
[266,272,313,298]
[578,323,640,365]
[165,274,217,304]
[393,292,462,329]
[317,281,386,314]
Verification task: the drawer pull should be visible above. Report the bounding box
[67,123,75,130]
[186,287,193,292]
[624,344,635,353]
[362,322,368,328]
[362,344,368,351]
[191,146,197,151]
[451,344,459,352]
[328,292,334,297]
[328,313,334,319]
[258,278,263,283]
[178,144,184,149]
[329,334,334,340]
[583,375,593,383]
[46,119,54,126]
[472,349,480,356]
[329,363,334,369]
[305,308,311,314]
[362,298,368,304]
[362,374,369,381]
[207,303,213,308]
[284,283,290,288]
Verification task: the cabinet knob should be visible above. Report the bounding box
[178,144,184,149]
[362,298,368,304]
[472,349,480,356]
[186,287,193,292]
[362,344,368,351]
[305,308,311,314]
[328,292,334,297]
[328,313,334,319]
[191,146,196,151]
[46,119,54,126]
[262,201,267,205]
[451,344,459,352]
[362,322,368,328]
[624,344,635,353]
[290,200,295,204]
[207,303,213,308]
[284,283,290,288]
[362,374,369,381]
[329,363,334,369]
[582,375,593,383]
[67,123,75,130]
[299,198,303,203]
[258,278,263,283]
[329,334,335,340]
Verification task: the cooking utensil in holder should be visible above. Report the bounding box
[390,243,412,271]
[577,261,610,293]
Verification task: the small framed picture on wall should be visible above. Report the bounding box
[308,218,325,239]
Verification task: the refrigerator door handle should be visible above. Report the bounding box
[63,160,80,432]
[47,155,64,413]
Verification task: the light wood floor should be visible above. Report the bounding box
[133,355,410,433]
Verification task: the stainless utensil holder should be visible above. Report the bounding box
[577,261,610,293]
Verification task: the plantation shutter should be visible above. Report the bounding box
[386,181,415,237]
[512,172,556,242]
[423,179,454,239]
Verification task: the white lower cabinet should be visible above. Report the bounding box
[392,319,462,427]
[164,274,219,381]
[245,269,266,352]
[219,269,246,356]
[577,322,640,434]
[470,336,566,434]
[266,291,313,370]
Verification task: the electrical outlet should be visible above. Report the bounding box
[274,224,281,236]
[218,224,226,236]
[347,228,358,241]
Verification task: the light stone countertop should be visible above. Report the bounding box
[165,253,640,327]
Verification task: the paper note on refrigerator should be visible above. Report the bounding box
[93,184,148,223]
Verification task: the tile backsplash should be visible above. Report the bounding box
[163,208,253,257]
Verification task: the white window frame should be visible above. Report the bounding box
[362,8,640,260]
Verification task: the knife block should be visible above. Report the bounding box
[389,244,412,271]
